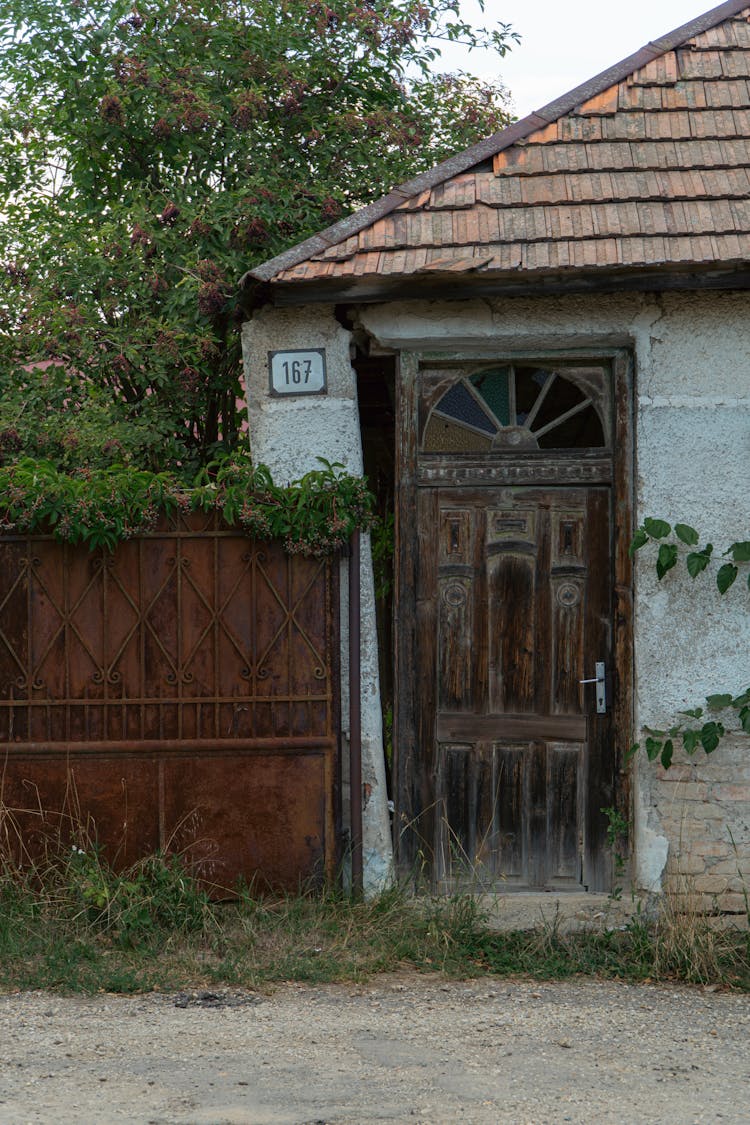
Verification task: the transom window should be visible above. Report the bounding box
[422,365,607,452]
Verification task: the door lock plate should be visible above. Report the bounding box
[579,662,607,714]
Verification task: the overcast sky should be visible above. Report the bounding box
[443,0,721,117]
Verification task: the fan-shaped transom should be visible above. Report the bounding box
[422,365,607,453]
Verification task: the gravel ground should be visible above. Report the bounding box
[0,976,748,1124]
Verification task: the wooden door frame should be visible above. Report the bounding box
[393,347,634,883]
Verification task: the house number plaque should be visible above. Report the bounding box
[268,349,327,396]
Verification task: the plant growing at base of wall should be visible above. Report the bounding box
[0,455,375,555]
[629,518,750,769]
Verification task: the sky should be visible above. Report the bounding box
[443,0,723,117]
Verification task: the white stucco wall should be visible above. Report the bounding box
[357,290,750,906]
[241,305,393,894]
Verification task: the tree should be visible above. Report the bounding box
[0,0,514,478]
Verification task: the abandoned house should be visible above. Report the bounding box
[240,0,750,911]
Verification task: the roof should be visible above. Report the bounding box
[244,1,750,300]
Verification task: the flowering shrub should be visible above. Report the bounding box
[0,455,375,555]
[0,0,514,476]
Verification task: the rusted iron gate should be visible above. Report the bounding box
[0,511,340,891]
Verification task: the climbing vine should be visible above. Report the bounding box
[629,518,750,768]
[0,455,376,556]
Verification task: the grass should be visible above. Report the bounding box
[0,819,748,994]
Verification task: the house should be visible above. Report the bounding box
[239,0,750,911]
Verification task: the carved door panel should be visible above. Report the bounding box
[417,486,613,890]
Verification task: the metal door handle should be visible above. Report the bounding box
[579,661,607,714]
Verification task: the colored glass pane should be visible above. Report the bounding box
[470,368,511,426]
[423,417,493,452]
[433,381,497,435]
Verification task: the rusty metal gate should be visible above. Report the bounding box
[0,511,339,891]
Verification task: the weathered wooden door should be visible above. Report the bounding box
[397,357,632,892]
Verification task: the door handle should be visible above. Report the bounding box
[579,661,607,714]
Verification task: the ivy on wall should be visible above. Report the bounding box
[629,519,750,769]
[0,455,375,556]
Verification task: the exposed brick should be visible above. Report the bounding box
[656,781,709,801]
[671,854,706,874]
[718,893,750,915]
[710,784,750,801]
[688,841,728,855]
[693,874,729,894]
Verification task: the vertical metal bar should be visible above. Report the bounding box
[251,546,257,739]
[64,545,70,742]
[214,531,219,740]
[102,551,108,739]
[26,542,32,741]
[177,536,182,740]
[349,530,363,897]
[139,537,145,741]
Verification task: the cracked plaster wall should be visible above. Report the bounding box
[358,290,750,905]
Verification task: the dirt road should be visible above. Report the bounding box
[0,976,748,1124]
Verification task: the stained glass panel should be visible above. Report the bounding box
[470,368,511,426]
[423,417,493,452]
[433,382,497,435]
[421,366,607,452]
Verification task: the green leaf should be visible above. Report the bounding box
[625,742,640,763]
[674,523,699,546]
[705,694,733,711]
[643,518,671,540]
[656,543,678,580]
[686,548,712,578]
[728,540,750,562]
[716,563,738,594]
[660,740,674,770]
[629,528,649,555]
[679,707,703,719]
[699,722,725,755]
[739,706,750,734]
[645,736,662,762]
[682,729,701,755]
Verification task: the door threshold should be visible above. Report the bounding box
[474,890,637,934]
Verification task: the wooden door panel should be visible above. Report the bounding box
[551,572,586,714]
[438,576,475,710]
[440,744,497,879]
[422,486,613,891]
[494,744,525,881]
[546,742,584,885]
[488,552,536,713]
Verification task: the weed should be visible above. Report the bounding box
[0,807,748,994]
[600,805,630,902]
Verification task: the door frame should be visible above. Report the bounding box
[393,347,634,886]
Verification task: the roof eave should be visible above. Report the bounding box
[257,261,750,307]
